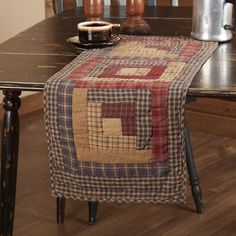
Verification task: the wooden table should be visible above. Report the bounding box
[0,6,236,236]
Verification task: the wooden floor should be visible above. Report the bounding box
[13,110,236,236]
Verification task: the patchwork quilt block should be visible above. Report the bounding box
[44,36,217,203]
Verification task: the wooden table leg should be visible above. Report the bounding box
[0,89,21,236]
[184,127,204,214]
[88,202,99,225]
[57,197,65,224]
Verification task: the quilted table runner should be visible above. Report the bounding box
[44,36,217,204]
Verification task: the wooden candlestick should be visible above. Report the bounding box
[84,0,104,21]
[122,0,151,35]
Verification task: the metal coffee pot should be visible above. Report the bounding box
[191,0,236,42]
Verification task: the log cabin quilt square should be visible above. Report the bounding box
[44,36,217,203]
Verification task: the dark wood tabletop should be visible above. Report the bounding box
[0,6,236,97]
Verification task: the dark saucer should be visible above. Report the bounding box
[66,36,120,49]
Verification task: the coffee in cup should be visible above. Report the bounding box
[77,21,120,44]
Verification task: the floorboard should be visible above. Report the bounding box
[12,109,236,236]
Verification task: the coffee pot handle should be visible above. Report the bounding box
[224,0,236,31]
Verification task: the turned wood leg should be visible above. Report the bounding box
[88,202,99,225]
[184,127,204,214]
[0,90,21,236]
[57,197,65,224]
